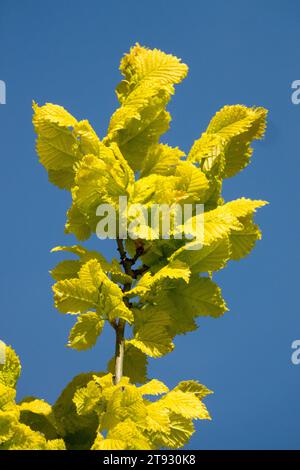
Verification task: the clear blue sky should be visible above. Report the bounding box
[1,0,299,450]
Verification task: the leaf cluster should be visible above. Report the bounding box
[1,44,268,450]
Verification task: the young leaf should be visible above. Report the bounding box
[160,390,211,420]
[68,313,105,351]
[129,323,174,358]
[140,144,184,177]
[53,278,98,314]
[138,379,169,396]
[104,44,188,171]
[33,103,101,190]
[188,105,267,179]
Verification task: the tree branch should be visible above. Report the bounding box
[113,238,150,384]
[113,237,134,385]
[132,264,149,278]
[113,319,125,385]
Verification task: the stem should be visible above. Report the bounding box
[114,319,125,385]
[132,264,149,277]
[113,237,134,385]
[116,237,146,277]
[113,238,150,384]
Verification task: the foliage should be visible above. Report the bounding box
[1,44,267,450]
[0,344,65,450]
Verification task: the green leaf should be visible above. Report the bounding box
[72,147,134,213]
[106,419,152,450]
[153,413,195,449]
[140,144,184,177]
[129,323,174,358]
[33,102,102,190]
[160,390,211,420]
[131,173,184,207]
[139,379,169,396]
[165,276,227,319]
[68,312,105,351]
[203,204,242,244]
[91,434,127,450]
[73,120,102,156]
[33,102,78,174]
[64,204,92,241]
[130,305,172,360]
[78,259,106,290]
[73,380,102,416]
[104,44,188,171]
[173,380,213,399]
[53,372,102,449]
[45,439,66,450]
[169,237,231,273]
[224,198,268,218]
[50,259,82,281]
[0,410,18,445]
[117,44,188,99]
[97,277,133,324]
[51,244,112,272]
[133,305,171,331]
[53,278,98,314]
[53,260,133,351]
[0,344,21,388]
[144,402,170,433]
[155,276,227,337]
[229,215,262,261]
[0,422,47,450]
[126,261,190,299]
[64,142,134,240]
[0,383,17,410]
[174,161,209,203]
[18,398,58,440]
[188,105,267,179]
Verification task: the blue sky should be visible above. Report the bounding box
[0,0,299,449]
